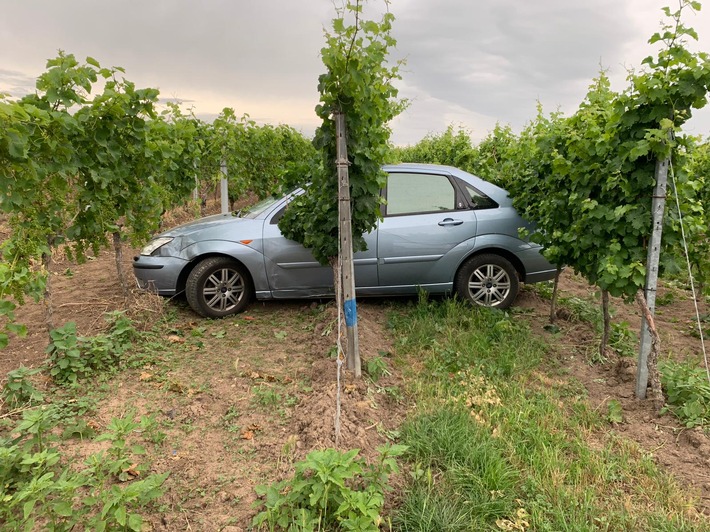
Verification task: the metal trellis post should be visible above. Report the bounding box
[636,157,669,399]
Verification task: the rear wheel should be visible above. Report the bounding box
[455,254,519,309]
[186,257,253,318]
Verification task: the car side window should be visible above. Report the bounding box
[465,184,498,209]
[386,172,456,215]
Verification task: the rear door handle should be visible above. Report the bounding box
[438,218,463,226]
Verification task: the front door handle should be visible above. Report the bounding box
[438,218,463,227]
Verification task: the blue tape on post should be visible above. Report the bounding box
[344,298,357,327]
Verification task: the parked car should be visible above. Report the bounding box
[133,163,556,318]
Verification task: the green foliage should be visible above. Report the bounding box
[279,0,405,264]
[674,138,710,295]
[90,412,148,482]
[46,313,136,384]
[607,399,624,424]
[212,109,316,203]
[504,2,710,299]
[1,52,165,260]
[609,321,637,357]
[0,406,167,530]
[660,359,710,427]
[1,52,163,345]
[390,123,519,189]
[2,366,44,408]
[391,125,476,170]
[0,52,315,349]
[468,123,520,188]
[364,353,391,382]
[252,443,406,531]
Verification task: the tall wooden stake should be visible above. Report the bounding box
[335,112,361,377]
[636,157,669,399]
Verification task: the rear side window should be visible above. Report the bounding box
[386,173,456,215]
[465,184,498,209]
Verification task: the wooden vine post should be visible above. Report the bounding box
[335,112,361,377]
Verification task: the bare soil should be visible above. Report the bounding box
[2,237,710,529]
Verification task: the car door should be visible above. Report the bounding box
[261,199,378,297]
[376,171,477,290]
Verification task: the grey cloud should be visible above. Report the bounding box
[391,0,638,131]
[0,69,37,97]
[0,0,708,146]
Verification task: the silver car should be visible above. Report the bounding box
[133,163,556,318]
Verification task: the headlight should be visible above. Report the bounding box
[140,237,174,256]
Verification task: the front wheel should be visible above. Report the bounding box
[455,254,519,309]
[185,257,253,318]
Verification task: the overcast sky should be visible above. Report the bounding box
[1,0,709,145]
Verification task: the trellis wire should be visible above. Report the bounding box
[668,160,710,383]
[335,252,344,448]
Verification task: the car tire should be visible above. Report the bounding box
[455,254,519,309]
[186,257,253,318]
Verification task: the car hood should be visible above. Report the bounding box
[162,213,250,238]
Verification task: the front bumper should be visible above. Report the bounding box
[132,255,189,296]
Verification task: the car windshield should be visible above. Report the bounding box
[238,195,283,219]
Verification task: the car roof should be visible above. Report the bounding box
[382,162,512,206]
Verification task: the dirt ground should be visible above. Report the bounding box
[1,238,409,530]
[1,234,710,528]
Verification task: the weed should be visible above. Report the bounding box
[2,366,44,407]
[93,411,148,481]
[660,360,710,427]
[656,291,676,306]
[559,295,602,327]
[609,321,637,357]
[211,329,227,339]
[46,322,85,383]
[46,312,137,384]
[252,443,407,530]
[396,406,518,528]
[222,405,242,433]
[688,315,710,340]
[366,354,391,383]
[283,394,298,408]
[191,326,206,337]
[394,300,543,380]
[251,385,282,407]
[0,406,166,530]
[378,385,403,403]
[279,434,299,466]
[607,399,624,424]
[61,418,97,440]
[138,414,167,446]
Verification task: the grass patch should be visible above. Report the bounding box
[388,298,705,531]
